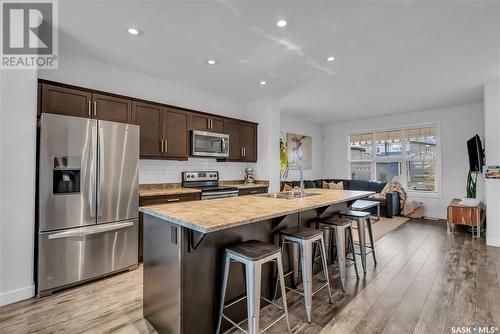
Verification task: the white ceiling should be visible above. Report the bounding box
[58,0,500,122]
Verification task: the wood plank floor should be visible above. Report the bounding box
[1,219,499,334]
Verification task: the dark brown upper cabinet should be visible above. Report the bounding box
[132,101,164,159]
[240,122,257,162]
[226,120,241,161]
[163,108,189,159]
[189,113,225,133]
[92,93,132,123]
[39,80,257,162]
[41,83,132,124]
[132,102,188,160]
[41,83,92,118]
[225,121,258,162]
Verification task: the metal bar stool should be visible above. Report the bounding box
[216,240,291,334]
[274,227,333,323]
[316,217,359,291]
[340,210,377,273]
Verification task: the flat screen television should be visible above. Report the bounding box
[467,134,484,172]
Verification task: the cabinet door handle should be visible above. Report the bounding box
[161,140,164,153]
[87,101,91,117]
[165,139,168,153]
[93,101,97,117]
[167,198,180,202]
[243,147,246,157]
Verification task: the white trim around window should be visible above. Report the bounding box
[346,122,442,196]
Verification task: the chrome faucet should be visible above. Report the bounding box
[287,161,305,196]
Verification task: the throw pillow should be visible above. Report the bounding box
[322,180,344,190]
[283,183,293,191]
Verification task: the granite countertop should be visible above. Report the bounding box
[139,180,269,197]
[140,188,374,233]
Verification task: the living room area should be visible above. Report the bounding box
[279,100,488,241]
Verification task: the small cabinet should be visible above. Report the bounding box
[133,102,188,160]
[190,113,225,133]
[41,83,92,118]
[238,186,268,196]
[225,121,258,162]
[132,101,164,158]
[240,122,258,162]
[226,120,241,161]
[92,93,132,123]
[41,83,132,123]
[163,108,189,159]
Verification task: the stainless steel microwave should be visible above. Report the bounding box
[191,130,229,158]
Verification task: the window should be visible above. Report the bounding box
[351,162,372,180]
[348,125,439,193]
[350,133,372,160]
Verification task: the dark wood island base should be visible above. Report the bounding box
[140,189,373,333]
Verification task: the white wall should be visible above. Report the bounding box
[322,103,485,219]
[484,81,500,247]
[0,70,38,306]
[40,54,253,184]
[39,53,246,119]
[280,115,324,181]
[140,158,252,184]
[246,97,281,192]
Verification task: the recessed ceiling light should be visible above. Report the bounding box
[127,27,141,36]
[259,81,267,85]
[207,59,217,65]
[326,56,336,62]
[276,19,288,28]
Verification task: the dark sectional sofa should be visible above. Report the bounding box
[281,179,401,218]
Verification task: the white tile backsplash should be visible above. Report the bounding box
[139,158,255,184]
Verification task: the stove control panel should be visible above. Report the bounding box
[182,171,219,182]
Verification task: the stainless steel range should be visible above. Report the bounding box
[182,171,238,200]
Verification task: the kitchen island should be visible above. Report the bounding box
[140,188,373,334]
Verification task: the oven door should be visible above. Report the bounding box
[191,130,229,158]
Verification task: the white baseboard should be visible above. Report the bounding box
[0,285,35,306]
[486,237,500,248]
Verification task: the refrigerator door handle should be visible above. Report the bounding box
[97,126,104,217]
[89,126,97,217]
[48,221,134,239]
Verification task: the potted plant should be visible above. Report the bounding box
[463,170,480,206]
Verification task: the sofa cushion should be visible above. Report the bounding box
[321,179,348,189]
[322,180,344,190]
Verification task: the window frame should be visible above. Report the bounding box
[347,123,441,196]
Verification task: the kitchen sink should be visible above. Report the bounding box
[258,192,321,199]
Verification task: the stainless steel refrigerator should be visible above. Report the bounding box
[37,113,139,296]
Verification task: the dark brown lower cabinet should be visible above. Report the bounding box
[138,192,200,261]
[238,186,268,196]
